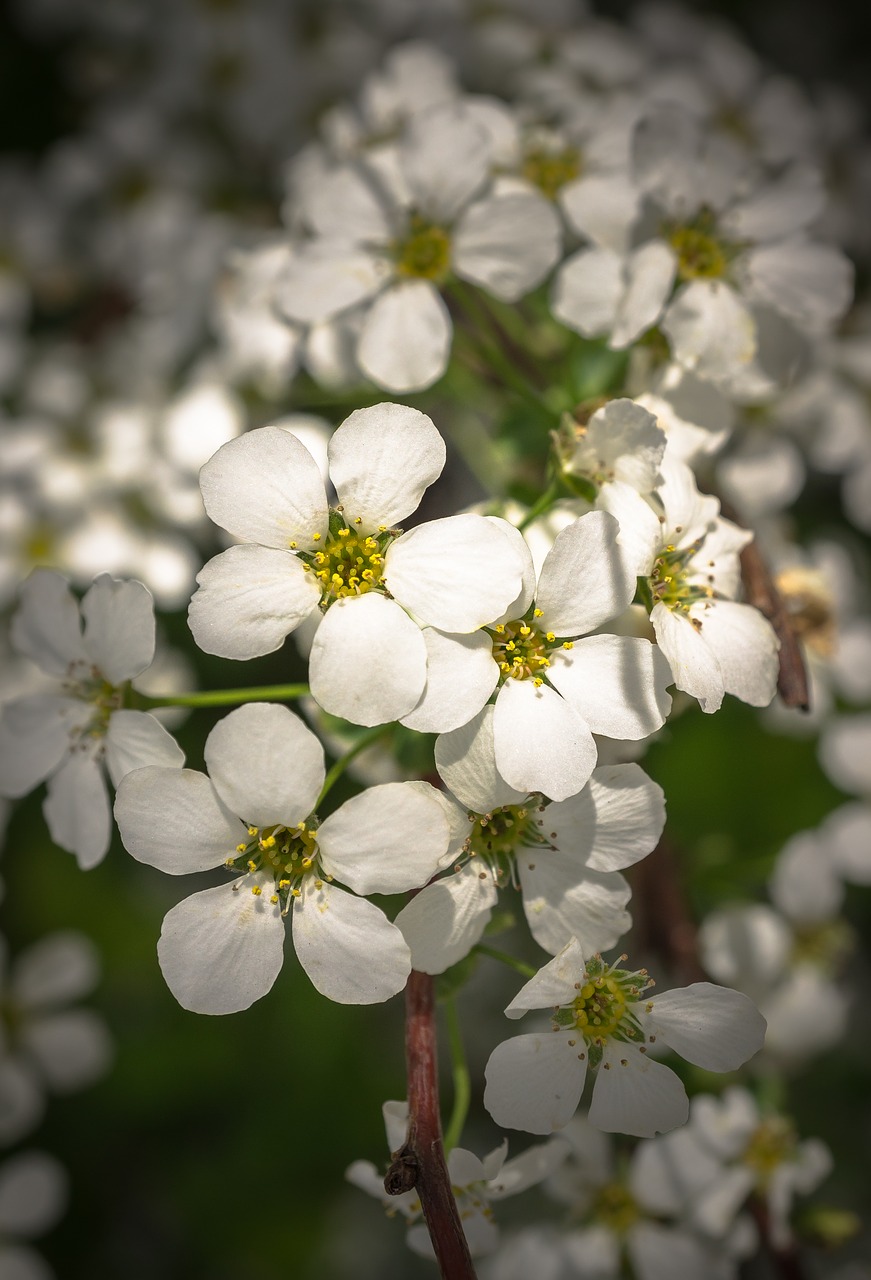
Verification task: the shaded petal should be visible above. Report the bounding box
[551,632,674,738]
[199,425,329,550]
[0,696,87,798]
[277,242,388,323]
[0,1058,43,1146]
[188,545,320,660]
[386,513,524,632]
[104,710,185,788]
[317,781,449,894]
[357,281,452,393]
[651,602,724,712]
[43,754,111,871]
[401,629,498,734]
[611,241,677,348]
[11,932,99,1008]
[114,767,241,873]
[402,105,490,222]
[10,569,87,676]
[536,512,635,636]
[740,240,853,333]
[204,703,324,829]
[435,703,528,814]
[80,576,155,682]
[292,880,410,1004]
[558,764,666,873]
[0,1150,67,1235]
[505,938,588,1017]
[691,600,779,708]
[643,983,767,1071]
[551,247,622,337]
[454,192,562,300]
[560,172,641,252]
[493,679,597,802]
[394,865,498,974]
[589,1045,688,1137]
[20,1011,113,1092]
[662,280,756,382]
[158,875,285,1015]
[329,403,445,533]
[519,854,632,956]
[484,1032,586,1134]
[308,593,427,726]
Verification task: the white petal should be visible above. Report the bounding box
[308,593,427,726]
[536,512,635,636]
[158,875,285,1015]
[548,635,672,740]
[0,1150,67,1235]
[519,855,631,956]
[199,425,329,550]
[0,1059,43,1146]
[317,781,449,894]
[401,629,498,734]
[595,480,662,577]
[644,983,767,1071]
[690,600,779,708]
[43,754,111,871]
[188,545,320,660]
[394,865,498,974]
[357,281,452,393]
[20,1011,113,1092]
[486,1138,570,1199]
[484,1032,586,1134]
[435,703,528,814]
[662,280,756,382]
[740,240,853,333]
[104,711,185,788]
[505,938,588,1017]
[493,679,597,802]
[329,403,445,532]
[278,243,388,324]
[551,247,622,337]
[80,575,155,682]
[386,512,523,633]
[628,1221,728,1280]
[302,166,392,242]
[11,932,99,1008]
[203,703,324,829]
[402,105,490,222]
[114,767,241,873]
[292,880,410,1004]
[560,173,641,252]
[563,765,666,873]
[589,1045,688,1137]
[611,241,676,348]
[454,192,562,301]
[0,696,86,798]
[650,603,724,712]
[10,569,87,676]
[0,1244,54,1280]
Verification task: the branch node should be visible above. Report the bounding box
[384,1147,419,1197]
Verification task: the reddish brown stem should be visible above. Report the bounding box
[384,970,477,1280]
[749,1197,809,1280]
[631,836,707,985]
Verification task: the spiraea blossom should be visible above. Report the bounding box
[396,703,665,971]
[113,702,452,1014]
[188,402,526,727]
[347,1099,568,1259]
[278,101,562,392]
[0,570,184,867]
[429,510,672,801]
[484,937,766,1137]
[0,1150,67,1280]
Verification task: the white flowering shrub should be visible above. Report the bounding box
[0,2,869,1278]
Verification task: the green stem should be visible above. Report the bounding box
[450,283,553,418]
[317,724,392,805]
[517,479,561,531]
[473,944,537,980]
[133,683,310,710]
[442,998,471,1154]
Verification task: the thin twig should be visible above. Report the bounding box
[630,835,707,985]
[384,970,478,1280]
[749,1197,809,1280]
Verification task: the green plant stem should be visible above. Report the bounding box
[450,283,553,417]
[473,944,537,979]
[442,997,471,1153]
[317,724,392,805]
[133,683,310,709]
[517,478,561,530]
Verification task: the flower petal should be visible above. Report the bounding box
[454,191,562,301]
[484,1032,586,1134]
[551,247,622,337]
[493,679,597,802]
[104,710,185,789]
[329,403,445,533]
[519,854,631,956]
[401,628,498,734]
[317,781,449,894]
[643,983,767,1071]
[535,512,635,636]
[188,545,321,660]
[158,875,285,1014]
[10,569,87,677]
[0,696,87,798]
[20,1011,113,1093]
[43,754,111,871]
[394,865,498,974]
[199,425,329,550]
[357,280,452,393]
[589,1045,688,1137]
[114,766,241,873]
[435,703,529,814]
[549,633,673,738]
[505,938,588,1017]
[402,105,490,223]
[277,242,388,324]
[651,602,724,712]
[292,880,410,1004]
[80,575,156,682]
[308,593,427,726]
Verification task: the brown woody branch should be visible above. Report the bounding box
[384,970,478,1280]
[630,835,707,986]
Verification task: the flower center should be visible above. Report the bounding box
[489,612,574,688]
[742,1117,798,1187]
[521,145,582,200]
[650,539,713,617]
[62,663,125,747]
[666,211,734,282]
[463,803,551,886]
[394,214,453,281]
[553,957,651,1049]
[226,820,329,911]
[590,1181,641,1234]
[298,515,393,607]
[774,567,837,659]
[790,919,853,974]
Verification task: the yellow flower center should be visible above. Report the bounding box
[521,145,582,200]
[227,821,328,910]
[591,1181,641,1234]
[650,539,713,618]
[743,1117,798,1187]
[489,612,575,688]
[298,518,391,607]
[394,214,453,281]
[666,210,736,282]
[552,957,651,1051]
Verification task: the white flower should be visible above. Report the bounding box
[396,703,665,971]
[189,402,525,727]
[0,1150,67,1280]
[346,1099,568,1259]
[483,938,766,1138]
[0,931,112,1146]
[0,571,184,868]
[278,102,562,392]
[431,511,672,801]
[113,702,451,1014]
